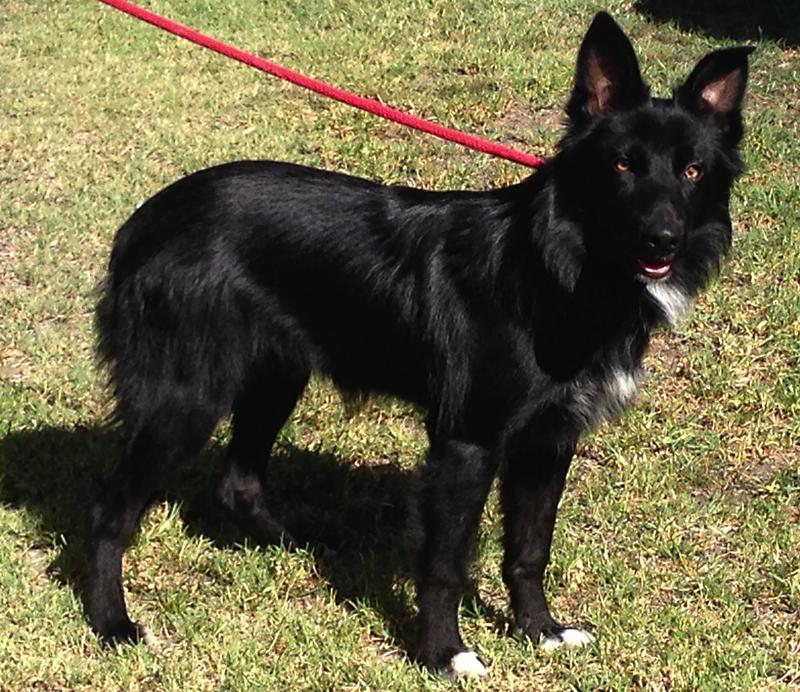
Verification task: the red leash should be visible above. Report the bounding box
[96,0,548,169]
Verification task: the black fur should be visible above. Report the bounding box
[90,12,751,674]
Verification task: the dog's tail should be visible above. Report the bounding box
[95,220,259,433]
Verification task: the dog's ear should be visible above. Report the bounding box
[676,46,754,144]
[566,12,649,126]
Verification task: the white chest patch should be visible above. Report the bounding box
[569,368,641,428]
[608,368,639,402]
[646,281,693,327]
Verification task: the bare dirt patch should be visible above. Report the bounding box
[491,102,564,143]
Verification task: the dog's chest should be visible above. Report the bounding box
[564,367,642,429]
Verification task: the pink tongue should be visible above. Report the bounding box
[640,261,672,278]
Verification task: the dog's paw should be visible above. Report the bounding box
[448,650,488,679]
[137,624,161,650]
[540,627,595,651]
[98,620,160,650]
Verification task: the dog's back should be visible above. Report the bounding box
[96,160,539,437]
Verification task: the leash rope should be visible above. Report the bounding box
[96,0,548,169]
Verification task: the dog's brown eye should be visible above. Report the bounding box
[684,164,702,182]
[614,158,631,173]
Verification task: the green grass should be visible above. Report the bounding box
[1,0,799,689]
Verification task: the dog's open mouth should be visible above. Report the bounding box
[638,260,673,279]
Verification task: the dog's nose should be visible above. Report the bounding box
[643,203,682,258]
[644,227,680,257]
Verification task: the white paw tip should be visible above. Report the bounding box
[139,626,160,650]
[449,650,488,678]
[541,628,595,651]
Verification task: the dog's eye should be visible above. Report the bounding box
[614,158,631,173]
[683,164,703,182]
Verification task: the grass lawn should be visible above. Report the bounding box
[1,0,798,689]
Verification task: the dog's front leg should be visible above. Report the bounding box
[501,426,595,650]
[415,439,495,678]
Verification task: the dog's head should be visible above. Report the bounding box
[554,12,752,299]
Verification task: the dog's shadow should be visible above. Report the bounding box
[0,424,436,652]
[635,0,800,47]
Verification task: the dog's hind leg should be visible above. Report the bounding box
[88,399,220,645]
[217,363,309,548]
[501,424,595,651]
[416,440,496,678]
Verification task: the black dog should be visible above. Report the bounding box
[90,12,751,677]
